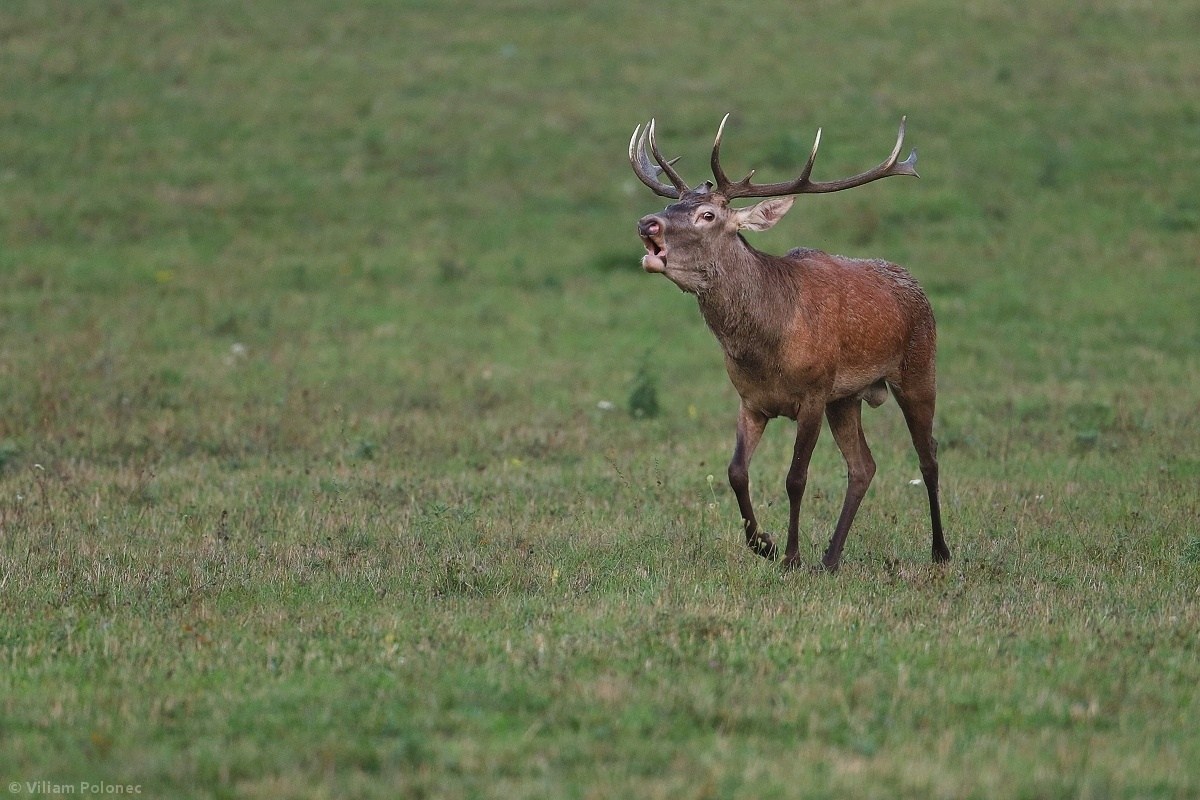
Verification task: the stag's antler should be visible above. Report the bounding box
[710,114,918,199]
[628,120,690,199]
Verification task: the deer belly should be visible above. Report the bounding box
[725,352,894,417]
[835,367,892,400]
[725,357,830,419]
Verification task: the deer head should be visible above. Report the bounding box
[631,115,917,292]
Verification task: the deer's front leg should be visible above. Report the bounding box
[728,404,775,559]
[783,403,825,569]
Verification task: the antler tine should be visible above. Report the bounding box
[710,113,760,196]
[629,121,682,199]
[710,113,734,191]
[716,115,919,200]
[646,120,690,195]
[798,127,822,185]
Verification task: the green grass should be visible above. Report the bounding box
[2,0,1199,797]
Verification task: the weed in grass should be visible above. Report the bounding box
[627,353,661,419]
[0,440,20,472]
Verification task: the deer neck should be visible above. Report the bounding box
[694,239,796,360]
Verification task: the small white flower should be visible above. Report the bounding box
[597,400,615,411]
[908,478,923,486]
[224,343,249,366]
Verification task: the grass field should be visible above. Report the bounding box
[2,1,1199,797]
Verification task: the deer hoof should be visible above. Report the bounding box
[784,555,836,574]
[747,534,778,561]
[819,555,842,573]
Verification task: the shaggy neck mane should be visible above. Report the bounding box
[695,237,800,354]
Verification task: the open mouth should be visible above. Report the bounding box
[640,235,667,273]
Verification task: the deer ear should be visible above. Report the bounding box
[733,197,796,231]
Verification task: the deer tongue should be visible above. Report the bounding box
[641,237,667,273]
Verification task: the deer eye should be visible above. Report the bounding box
[700,211,716,222]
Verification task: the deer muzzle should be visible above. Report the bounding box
[638,216,667,273]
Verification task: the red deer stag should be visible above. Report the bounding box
[629,113,950,571]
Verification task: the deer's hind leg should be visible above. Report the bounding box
[891,373,951,564]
